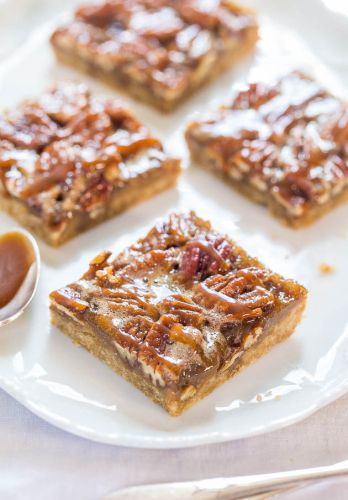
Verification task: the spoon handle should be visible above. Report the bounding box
[104,460,348,500]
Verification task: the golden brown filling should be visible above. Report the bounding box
[0,82,167,229]
[51,0,256,95]
[51,212,305,388]
[186,72,348,216]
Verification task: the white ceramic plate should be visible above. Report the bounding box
[1,0,348,449]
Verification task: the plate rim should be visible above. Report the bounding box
[1,375,348,448]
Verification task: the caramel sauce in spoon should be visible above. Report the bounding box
[0,231,36,309]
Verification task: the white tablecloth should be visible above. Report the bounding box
[1,387,348,499]
[1,1,348,498]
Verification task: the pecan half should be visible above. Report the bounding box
[178,237,231,281]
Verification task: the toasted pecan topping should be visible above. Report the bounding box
[0,82,166,226]
[51,212,303,385]
[187,72,348,215]
[51,0,256,93]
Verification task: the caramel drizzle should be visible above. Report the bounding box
[196,281,252,315]
[50,288,89,312]
[101,287,159,318]
[158,313,201,350]
[19,162,74,198]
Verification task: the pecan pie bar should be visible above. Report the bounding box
[50,212,307,415]
[186,71,348,227]
[0,83,180,246]
[50,0,258,112]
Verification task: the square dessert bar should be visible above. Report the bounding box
[50,212,307,415]
[50,0,258,112]
[0,83,180,246]
[186,71,348,227]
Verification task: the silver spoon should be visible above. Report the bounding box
[0,228,40,327]
[104,460,348,499]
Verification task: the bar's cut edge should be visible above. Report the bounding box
[50,289,306,416]
[51,16,258,112]
[186,136,348,228]
[0,159,180,246]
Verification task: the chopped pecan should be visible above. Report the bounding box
[83,250,112,280]
[0,107,59,151]
[68,107,113,143]
[79,172,113,212]
[129,7,184,41]
[291,123,333,167]
[194,267,275,320]
[105,101,141,131]
[105,128,160,157]
[132,211,207,254]
[158,293,204,328]
[271,185,307,216]
[75,1,129,28]
[176,0,221,29]
[122,315,155,341]
[232,82,279,111]
[178,237,230,281]
[99,286,159,318]
[145,313,203,353]
[38,82,90,125]
[145,314,173,353]
[322,108,348,147]
[232,139,277,176]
